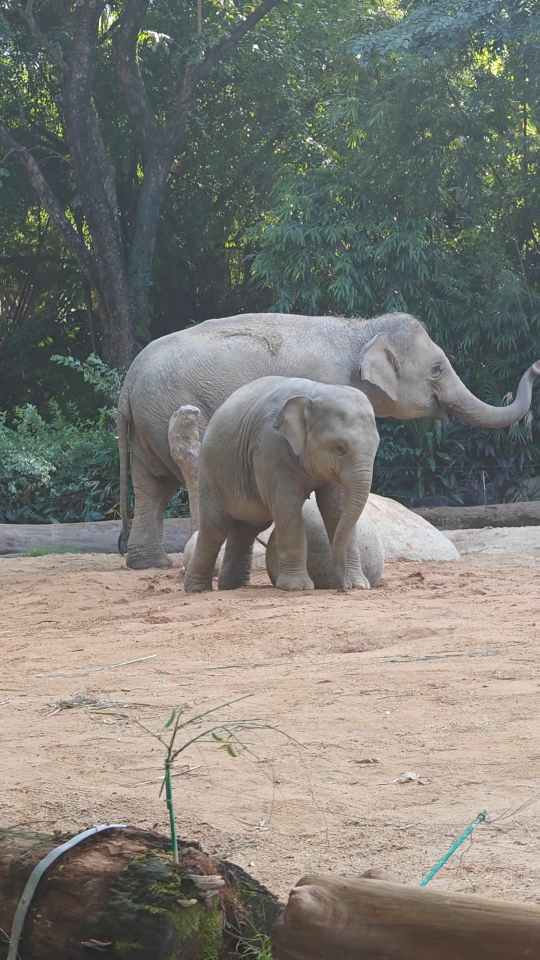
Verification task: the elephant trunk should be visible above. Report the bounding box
[445,361,540,429]
[331,465,374,591]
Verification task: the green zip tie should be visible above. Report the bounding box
[419,810,487,887]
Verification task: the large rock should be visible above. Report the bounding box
[365,494,459,561]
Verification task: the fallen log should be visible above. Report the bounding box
[0,826,281,960]
[412,501,540,530]
[272,874,540,960]
[0,518,191,556]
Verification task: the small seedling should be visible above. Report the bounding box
[135,695,301,864]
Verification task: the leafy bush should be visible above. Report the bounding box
[0,355,188,523]
[374,417,540,507]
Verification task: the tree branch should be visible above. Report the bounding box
[196,0,282,80]
[18,0,68,74]
[112,0,165,153]
[168,0,283,144]
[0,125,100,290]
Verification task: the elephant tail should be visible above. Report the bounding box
[116,393,132,556]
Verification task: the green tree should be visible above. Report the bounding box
[0,0,282,367]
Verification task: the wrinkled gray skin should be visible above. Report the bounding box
[266,497,385,589]
[184,377,379,593]
[117,312,540,569]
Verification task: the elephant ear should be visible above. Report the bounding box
[359,333,400,402]
[273,396,313,456]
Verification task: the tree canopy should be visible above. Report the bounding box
[1,0,539,513]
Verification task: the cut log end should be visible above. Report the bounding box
[272,873,540,960]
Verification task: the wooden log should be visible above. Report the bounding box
[412,501,540,530]
[0,518,191,556]
[272,874,540,960]
[0,826,281,960]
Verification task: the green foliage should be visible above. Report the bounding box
[51,353,122,406]
[2,0,539,510]
[0,355,188,523]
[374,417,540,506]
[0,400,120,523]
[247,0,540,504]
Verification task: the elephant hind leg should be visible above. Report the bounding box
[168,406,202,535]
[126,455,180,569]
[218,522,258,590]
[184,523,227,593]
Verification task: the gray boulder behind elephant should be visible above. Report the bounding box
[116,311,540,569]
[184,376,379,593]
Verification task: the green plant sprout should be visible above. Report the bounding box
[134,695,301,864]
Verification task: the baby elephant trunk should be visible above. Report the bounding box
[331,465,374,591]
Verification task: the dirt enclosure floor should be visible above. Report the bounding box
[1,542,539,905]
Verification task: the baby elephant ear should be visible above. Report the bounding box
[273,396,314,456]
[359,333,400,402]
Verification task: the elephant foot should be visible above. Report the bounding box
[184,575,213,594]
[126,551,172,570]
[218,578,251,591]
[344,570,370,590]
[276,573,315,591]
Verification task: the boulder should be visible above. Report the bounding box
[365,494,459,562]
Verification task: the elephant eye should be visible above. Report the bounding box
[431,362,444,378]
[335,443,348,456]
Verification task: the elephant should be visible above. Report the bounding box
[116,310,540,569]
[183,376,380,593]
[266,496,385,589]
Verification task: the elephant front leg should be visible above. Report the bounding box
[126,456,180,569]
[272,499,314,592]
[316,484,369,590]
[218,522,257,590]
[168,405,201,535]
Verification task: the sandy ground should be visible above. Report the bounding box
[1,539,539,906]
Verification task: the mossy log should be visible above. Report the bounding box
[272,874,540,960]
[412,501,540,530]
[0,827,281,960]
[0,519,191,556]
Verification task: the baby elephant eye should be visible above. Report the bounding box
[431,362,444,378]
[335,443,348,456]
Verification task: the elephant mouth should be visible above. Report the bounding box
[432,394,449,425]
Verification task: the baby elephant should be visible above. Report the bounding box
[184,376,379,593]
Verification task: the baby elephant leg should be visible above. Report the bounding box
[168,405,201,534]
[184,523,227,593]
[218,522,258,590]
[316,484,369,590]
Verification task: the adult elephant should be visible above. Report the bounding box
[116,311,540,569]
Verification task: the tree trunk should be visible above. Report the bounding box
[0,827,281,960]
[412,501,540,530]
[272,874,540,960]
[61,0,138,368]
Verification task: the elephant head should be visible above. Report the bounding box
[358,314,540,427]
[273,387,379,589]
